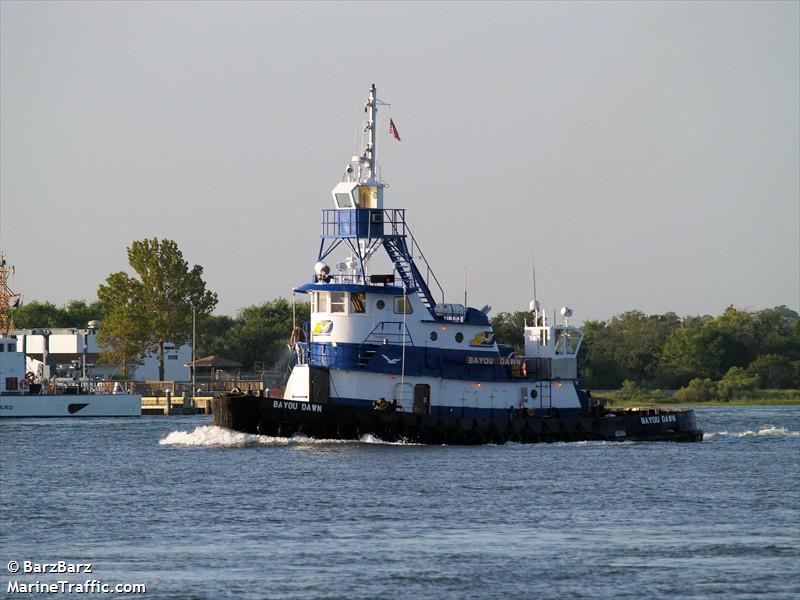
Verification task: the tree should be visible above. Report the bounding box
[747,354,799,388]
[658,325,726,387]
[97,239,217,380]
[63,300,105,327]
[672,378,717,403]
[490,311,529,353]
[716,366,760,401]
[578,320,629,388]
[196,314,237,358]
[579,311,681,388]
[12,301,66,328]
[12,299,104,329]
[223,299,310,370]
[96,273,149,378]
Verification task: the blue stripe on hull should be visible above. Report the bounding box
[306,342,513,381]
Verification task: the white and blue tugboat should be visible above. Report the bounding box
[214,85,702,444]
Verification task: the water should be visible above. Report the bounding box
[1,406,798,599]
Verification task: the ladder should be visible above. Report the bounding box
[382,237,437,311]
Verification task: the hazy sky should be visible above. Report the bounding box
[1,1,798,323]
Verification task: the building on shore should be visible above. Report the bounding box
[188,355,243,383]
[16,326,191,382]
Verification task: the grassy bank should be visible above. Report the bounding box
[595,389,800,408]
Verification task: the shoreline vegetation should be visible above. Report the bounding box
[597,389,800,408]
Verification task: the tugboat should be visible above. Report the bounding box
[214,85,702,444]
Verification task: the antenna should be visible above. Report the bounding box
[464,267,467,307]
[359,84,378,182]
[532,246,538,306]
[529,246,542,326]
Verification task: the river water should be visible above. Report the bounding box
[1,406,798,599]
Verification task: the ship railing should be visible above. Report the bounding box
[94,380,137,395]
[362,321,415,346]
[327,273,375,285]
[321,208,408,239]
[306,342,337,368]
[293,342,309,365]
[319,207,444,307]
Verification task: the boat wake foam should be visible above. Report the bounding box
[703,426,799,440]
[159,425,418,448]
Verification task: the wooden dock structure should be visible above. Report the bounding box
[141,394,215,415]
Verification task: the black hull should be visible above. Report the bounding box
[213,393,703,444]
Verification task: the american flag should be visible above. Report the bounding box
[389,119,401,141]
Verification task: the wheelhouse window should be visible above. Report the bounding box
[317,291,330,313]
[330,291,346,313]
[335,192,353,208]
[7,343,15,352]
[350,293,366,313]
[554,329,582,355]
[394,296,413,314]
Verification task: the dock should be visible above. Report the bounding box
[141,394,215,415]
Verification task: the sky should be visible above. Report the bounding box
[1,1,798,323]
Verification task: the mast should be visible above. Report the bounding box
[320,84,444,311]
[0,254,19,337]
[360,83,378,183]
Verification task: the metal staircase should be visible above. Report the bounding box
[356,321,415,369]
[382,237,437,311]
[356,344,379,368]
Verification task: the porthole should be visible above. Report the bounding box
[430,331,438,341]
[376,299,385,310]
[455,332,464,343]
[530,389,538,399]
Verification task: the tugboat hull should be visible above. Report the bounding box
[213,393,703,444]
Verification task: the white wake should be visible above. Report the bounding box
[703,426,799,440]
[159,425,417,447]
